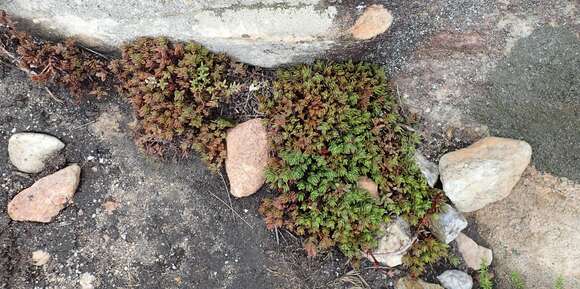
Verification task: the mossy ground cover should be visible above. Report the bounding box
[1,11,448,276]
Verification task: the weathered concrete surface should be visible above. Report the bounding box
[0,0,393,67]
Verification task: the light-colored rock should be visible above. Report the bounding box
[396,277,444,289]
[226,119,268,198]
[0,1,389,67]
[350,5,393,40]
[31,250,50,266]
[439,137,532,212]
[455,233,492,270]
[437,270,473,289]
[79,272,96,289]
[357,177,379,199]
[7,164,81,222]
[430,204,467,244]
[364,217,413,267]
[415,151,439,187]
[8,132,65,173]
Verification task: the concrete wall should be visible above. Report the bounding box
[1,0,393,67]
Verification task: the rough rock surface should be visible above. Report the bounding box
[364,218,412,267]
[7,164,81,222]
[415,151,439,187]
[430,204,467,244]
[437,270,473,289]
[439,137,532,212]
[396,277,444,289]
[357,177,379,199]
[8,132,65,173]
[474,168,580,289]
[350,5,393,40]
[225,119,268,198]
[0,1,393,67]
[455,233,492,270]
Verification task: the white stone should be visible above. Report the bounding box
[437,270,473,289]
[430,204,467,244]
[415,151,439,187]
[439,137,532,212]
[8,132,65,173]
[31,250,50,266]
[364,217,413,267]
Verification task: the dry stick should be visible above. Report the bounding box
[44,87,63,103]
[1,45,64,104]
[208,184,253,229]
[218,171,236,222]
[79,44,110,60]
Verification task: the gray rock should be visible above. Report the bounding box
[364,217,413,267]
[8,133,65,173]
[0,1,394,67]
[430,204,467,244]
[439,137,532,212]
[437,270,473,289]
[415,151,439,187]
[455,233,493,270]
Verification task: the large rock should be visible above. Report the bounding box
[455,233,492,270]
[7,164,81,222]
[437,270,473,289]
[439,137,532,212]
[0,1,394,67]
[415,151,439,188]
[396,277,444,289]
[364,217,413,267]
[430,204,467,244]
[8,132,65,173]
[226,119,268,198]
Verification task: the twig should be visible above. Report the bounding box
[218,171,236,221]
[44,87,63,103]
[79,44,110,60]
[275,228,280,245]
[72,120,96,130]
[0,45,37,76]
[207,189,253,229]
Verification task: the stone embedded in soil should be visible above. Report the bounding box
[396,277,444,289]
[455,233,493,270]
[31,250,50,266]
[350,4,393,40]
[8,132,65,173]
[364,217,413,267]
[437,270,473,289]
[225,119,268,198]
[7,164,81,223]
[439,137,532,212]
[79,272,96,289]
[430,204,467,244]
[357,176,379,199]
[415,151,439,187]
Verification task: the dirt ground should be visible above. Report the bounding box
[0,62,360,289]
[1,0,579,288]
